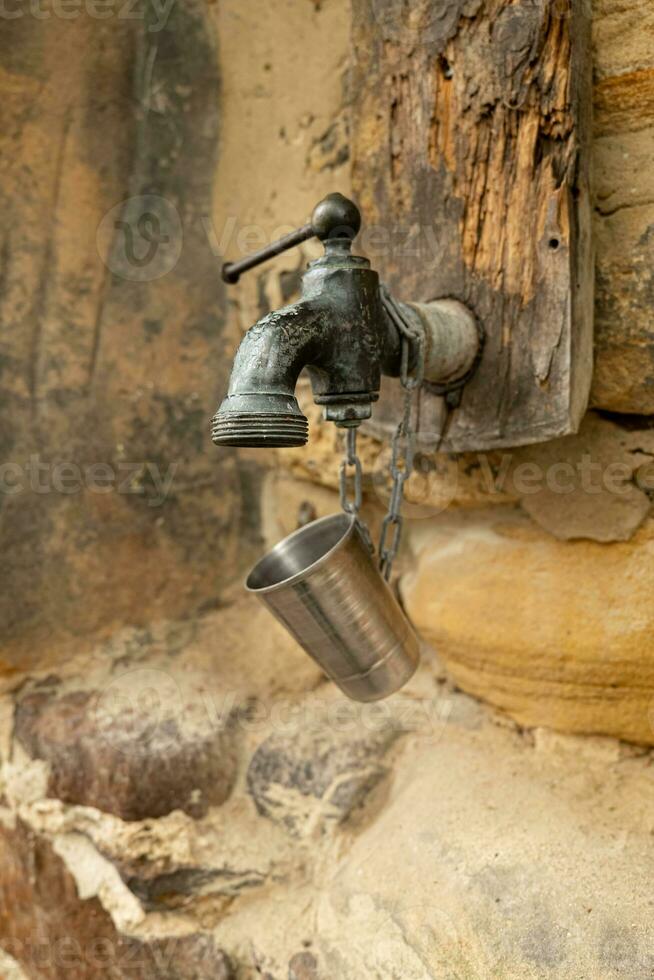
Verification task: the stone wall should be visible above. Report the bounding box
[592,0,654,411]
[2,590,654,979]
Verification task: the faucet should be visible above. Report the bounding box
[212,194,481,448]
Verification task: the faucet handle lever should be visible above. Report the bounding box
[222,222,314,285]
[222,193,361,285]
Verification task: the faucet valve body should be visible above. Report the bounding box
[213,194,481,449]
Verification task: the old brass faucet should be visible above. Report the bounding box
[212,193,481,448]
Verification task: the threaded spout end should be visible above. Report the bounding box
[212,411,308,448]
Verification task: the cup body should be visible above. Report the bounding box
[246,513,420,701]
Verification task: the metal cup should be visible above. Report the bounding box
[246,513,420,702]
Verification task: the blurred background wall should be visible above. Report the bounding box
[0,0,350,671]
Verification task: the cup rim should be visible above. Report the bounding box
[245,512,357,595]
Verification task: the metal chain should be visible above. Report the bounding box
[377,288,425,581]
[338,287,451,582]
[336,289,424,580]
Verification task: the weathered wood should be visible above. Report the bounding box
[352,0,593,451]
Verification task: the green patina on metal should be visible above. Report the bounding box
[212,194,401,448]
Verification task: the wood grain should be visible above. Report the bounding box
[352,0,594,451]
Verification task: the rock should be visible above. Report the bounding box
[0,821,235,980]
[14,672,238,821]
[260,470,344,548]
[402,508,654,744]
[592,206,654,414]
[280,403,654,543]
[317,719,654,979]
[593,128,654,217]
[131,935,234,980]
[511,412,654,541]
[0,949,28,980]
[7,590,329,821]
[125,863,267,912]
[590,0,654,413]
[246,705,400,837]
[0,5,254,675]
[593,0,654,86]
[277,385,520,516]
[276,390,378,496]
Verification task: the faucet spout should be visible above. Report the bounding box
[211,301,321,448]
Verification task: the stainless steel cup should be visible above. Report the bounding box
[246,513,420,701]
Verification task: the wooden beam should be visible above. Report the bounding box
[353,0,593,451]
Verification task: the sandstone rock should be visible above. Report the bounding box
[14,675,238,821]
[125,866,266,913]
[592,205,654,414]
[4,594,654,978]
[511,412,654,541]
[260,469,391,570]
[590,0,654,413]
[7,586,328,821]
[246,706,400,837]
[317,719,654,979]
[0,821,235,980]
[594,64,654,139]
[593,0,654,84]
[278,402,654,544]
[277,385,519,515]
[0,950,27,980]
[402,508,654,744]
[131,935,234,980]
[260,470,344,548]
[593,127,654,216]
[0,6,252,674]
[211,0,350,331]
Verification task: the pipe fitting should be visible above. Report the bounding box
[405,299,482,389]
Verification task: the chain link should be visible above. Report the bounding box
[339,427,363,516]
[339,427,375,554]
[377,288,424,581]
[338,287,450,582]
[337,289,424,581]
